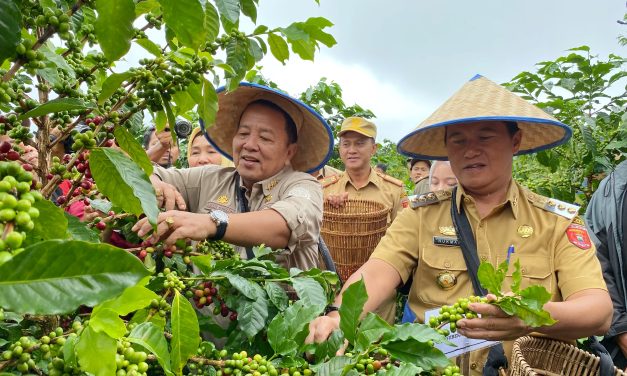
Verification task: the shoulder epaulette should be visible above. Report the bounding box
[376,171,403,187]
[320,174,340,189]
[524,189,579,220]
[408,190,452,209]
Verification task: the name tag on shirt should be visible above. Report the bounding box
[433,236,460,247]
[424,307,499,358]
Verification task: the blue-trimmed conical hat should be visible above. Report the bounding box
[397,75,572,160]
[201,82,333,173]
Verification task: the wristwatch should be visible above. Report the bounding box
[208,210,229,241]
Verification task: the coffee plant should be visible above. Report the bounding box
[0,0,466,375]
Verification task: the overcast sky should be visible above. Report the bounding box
[247,1,626,142]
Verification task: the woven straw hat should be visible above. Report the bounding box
[200,82,333,173]
[397,75,572,160]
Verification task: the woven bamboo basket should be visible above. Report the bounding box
[510,336,625,376]
[321,200,390,281]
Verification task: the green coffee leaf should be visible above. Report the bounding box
[98,72,133,105]
[237,297,268,338]
[382,322,452,346]
[511,259,522,294]
[94,284,159,316]
[339,278,368,344]
[215,0,240,24]
[136,38,162,57]
[355,313,391,352]
[477,260,507,296]
[313,329,344,361]
[24,199,68,246]
[159,0,206,50]
[383,363,423,376]
[240,0,257,23]
[0,0,21,65]
[383,338,450,370]
[114,126,153,175]
[213,270,264,300]
[89,147,159,225]
[90,307,126,338]
[170,290,200,375]
[204,2,220,44]
[292,276,327,312]
[76,325,117,376]
[65,213,100,243]
[95,0,135,61]
[18,98,95,120]
[128,322,173,376]
[310,356,352,376]
[198,78,218,125]
[265,281,289,311]
[0,240,149,314]
[268,300,319,356]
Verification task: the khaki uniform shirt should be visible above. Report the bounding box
[413,176,430,195]
[321,168,408,224]
[321,168,408,323]
[154,165,323,270]
[371,181,607,375]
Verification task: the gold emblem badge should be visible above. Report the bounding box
[264,194,273,202]
[439,226,456,236]
[572,216,585,225]
[517,225,534,238]
[267,180,278,190]
[216,195,229,204]
[437,271,457,290]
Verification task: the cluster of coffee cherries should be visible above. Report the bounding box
[190,281,237,321]
[211,351,285,376]
[116,341,149,376]
[14,38,45,70]
[0,161,43,260]
[148,296,171,318]
[196,240,238,260]
[0,140,22,162]
[440,365,463,376]
[428,296,486,334]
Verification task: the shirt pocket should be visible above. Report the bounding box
[415,244,474,307]
[505,254,553,294]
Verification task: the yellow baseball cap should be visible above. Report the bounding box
[338,117,377,139]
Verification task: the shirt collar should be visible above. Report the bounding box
[455,180,520,219]
[343,168,380,190]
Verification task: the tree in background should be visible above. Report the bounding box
[506,46,626,209]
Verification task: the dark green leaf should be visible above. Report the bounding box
[38,42,75,78]
[339,278,367,344]
[0,240,149,314]
[311,356,351,376]
[170,290,200,375]
[95,0,135,61]
[383,339,450,370]
[268,300,319,356]
[99,72,133,105]
[313,329,344,361]
[89,147,159,225]
[497,295,556,328]
[355,313,392,352]
[161,96,178,142]
[240,0,257,23]
[128,322,173,376]
[204,2,220,43]
[76,325,117,376]
[237,297,268,338]
[382,323,451,346]
[292,276,326,312]
[159,0,206,50]
[383,363,423,376]
[478,261,505,296]
[136,38,162,57]
[0,0,20,65]
[18,98,95,121]
[215,0,240,24]
[24,199,68,246]
[264,281,288,311]
[114,127,153,175]
[267,33,289,64]
[65,213,100,243]
[213,270,264,299]
[248,38,263,62]
[198,78,218,126]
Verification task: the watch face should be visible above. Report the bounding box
[212,210,229,223]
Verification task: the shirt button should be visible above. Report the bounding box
[444,261,451,268]
[470,362,477,370]
[481,255,488,261]
[464,197,471,203]
[521,267,527,273]
[479,222,484,228]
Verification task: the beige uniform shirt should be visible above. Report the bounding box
[413,176,430,195]
[154,165,323,270]
[371,181,607,375]
[321,168,408,224]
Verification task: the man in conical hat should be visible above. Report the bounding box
[306,75,611,375]
[133,82,334,270]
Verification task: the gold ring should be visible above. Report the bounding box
[165,217,174,228]
[155,188,163,197]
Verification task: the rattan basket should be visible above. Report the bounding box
[510,336,625,376]
[321,200,390,281]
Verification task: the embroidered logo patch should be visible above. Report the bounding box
[566,223,592,249]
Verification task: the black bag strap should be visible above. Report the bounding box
[234,173,255,260]
[450,187,507,376]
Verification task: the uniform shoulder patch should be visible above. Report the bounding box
[376,171,403,187]
[523,189,580,220]
[320,174,339,188]
[566,217,592,250]
[408,190,452,209]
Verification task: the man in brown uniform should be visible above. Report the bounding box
[321,117,407,323]
[306,75,612,375]
[133,83,334,270]
[321,117,408,225]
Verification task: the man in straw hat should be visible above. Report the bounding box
[133,82,333,270]
[306,75,611,375]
